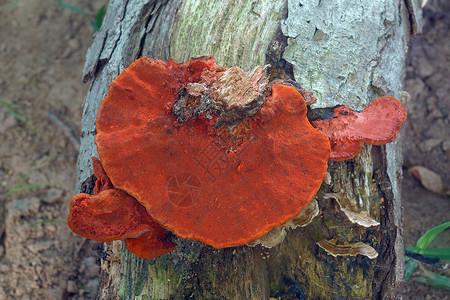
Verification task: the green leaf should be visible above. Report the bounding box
[415,269,450,290]
[405,259,419,282]
[408,247,450,260]
[416,221,450,250]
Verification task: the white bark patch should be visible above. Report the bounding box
[282,0,403,109]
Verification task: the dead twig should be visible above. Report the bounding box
[48,112,80,150]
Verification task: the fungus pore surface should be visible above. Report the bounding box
[95,57,331,248]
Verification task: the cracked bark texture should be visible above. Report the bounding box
[76,0,419,299]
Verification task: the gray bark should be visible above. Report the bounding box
[76,0,420,298]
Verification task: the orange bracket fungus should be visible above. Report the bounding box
[311,97,407,161]
[68,56,331,258]
[68,157,177,259]
[68,55,407,260]
[94,56,331,249]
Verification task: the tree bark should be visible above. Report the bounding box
[76,0,421,299]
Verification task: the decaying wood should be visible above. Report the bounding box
[76,0,419,298]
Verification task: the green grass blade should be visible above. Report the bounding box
[8,0,20,11]
[0,101,16,109]
[7,171,32,195]
[7,183,56,195]
[9,110,37,133]
[78,286,96,293]
[408,247,450,260]
[94,3,107,31]
[29,219,66,227]
[405,259,419,282]
[416,222,450,249]
[0,100,37,134]
[415,269,450,290]
[54,0,93,21]
[54,0,102,31]
[14,172,31,188]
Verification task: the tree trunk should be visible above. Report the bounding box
[76,0,421,299]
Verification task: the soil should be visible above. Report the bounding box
[0,1,101,299]
[402,5,450,300]
[0,1,448,299]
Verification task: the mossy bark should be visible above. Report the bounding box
[78,0,419,298]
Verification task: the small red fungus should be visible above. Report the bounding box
[312,96,407,161]
[94,56,330,248]
[125,230,177,260]
[68,157,176,259]
[68,189,160,242]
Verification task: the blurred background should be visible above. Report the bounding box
[0,1,448,299]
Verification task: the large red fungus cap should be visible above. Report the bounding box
[95,56,330,248]
[68,157,177,259]
[312,96,407,161]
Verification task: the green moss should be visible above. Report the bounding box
[133,260,150,296]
